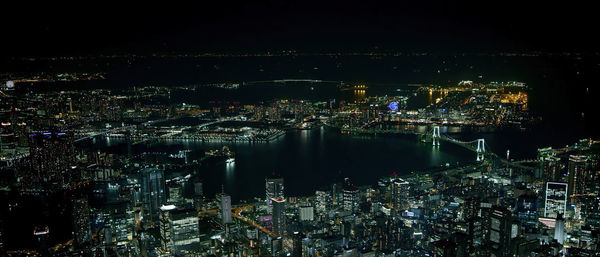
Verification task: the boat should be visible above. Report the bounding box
[226,157,235,164]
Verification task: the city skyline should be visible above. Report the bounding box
[1,2,600,257]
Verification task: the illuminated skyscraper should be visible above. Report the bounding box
[545,182,568,218]
[193,181,203,211]
[538,147,564,181]
[33,226,50,257]
[485,206,513,257]
[292,231,304,257]
[567,155,588,200]
[159,205,200,255]
[72,197,92,247]
[193,181,203,197]
[272,197,286,236]
[554,214,566,245]
[141,168,167,219]
[266,177,284,205]
[392,178,410,212]
[25,132,76,191]
[299,206,314,221]
[542,156,563,181]
[342,178,357,212]
[217,193,232,224]
[315,189,328,214]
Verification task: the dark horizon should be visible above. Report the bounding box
[3,1,599,57]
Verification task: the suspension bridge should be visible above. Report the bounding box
[429,126,536,170]
[341,125,536,170]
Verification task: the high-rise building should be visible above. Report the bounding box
[292,231,304,257]
[141,168,167,219]
[159,205,200,255]
[217,193,232,224]
[272,197,286,236]
[538,147,565,181]
[24,132,77,191]
[193,181,203,196]
[271,237,283,255]
[342,178,357,212]
[543,156,563,182]
[554,214,566,245]
[545,182,568,218]
[462,196,479,252]
[315,189,328,214]
[33,226,50,257]
[72,197,92,247]
[515,194,538,221]
[266,177,284,205]
[332,182,341,204]
[193,181,203,211]
[568,155,588,200]
[485,206,513,257]
[392,178,410,212]
[299,206,314,221]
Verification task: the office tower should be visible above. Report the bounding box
[554,214,566,245]
[543,156,563,182]
[271,237,283,255]
[194,181,203,197]
[538,147,565,181]
[33,226,50,257]
[25,132,76,191]
[341,221,351,247]
[342,178,357,212]
[516,194,538,222]
[159,206,175,255]
[463,196,479,253]
[272,197,286,236]
[568,155,588,199]
[159,205,200,255]
[332,182,341,204]
[168,183,182,204]
[141,168,167,219]
[392,178,410,212]
[486,206,513,257]
[217,193,232,224]
[72,197,92,247]
[299,206,314,221]
[292,231,304,257]
[315,189,328,214]
[545,182,568,218]
[193,181,203,211]
[266,177,284,205]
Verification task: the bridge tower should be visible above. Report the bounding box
[432,126,441,146]
[476,139,485,161]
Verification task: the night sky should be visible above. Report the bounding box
[2,1,598,56]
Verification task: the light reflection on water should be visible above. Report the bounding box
[86,128,491,201]
[224,161,235,190]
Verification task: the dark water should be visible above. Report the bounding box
[93,127,475,201]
